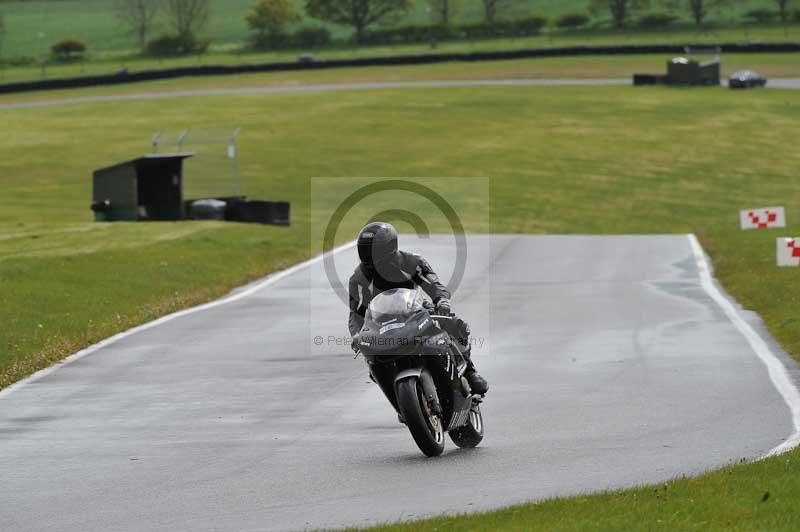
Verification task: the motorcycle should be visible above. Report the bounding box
[355,288,484,457]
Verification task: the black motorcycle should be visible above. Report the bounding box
[355,288,484,457]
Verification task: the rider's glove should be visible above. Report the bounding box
[351,335,360,354]
[435,298,452,316]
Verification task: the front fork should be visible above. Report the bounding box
[419,369,442,417]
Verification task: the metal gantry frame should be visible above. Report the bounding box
[684,45,722,65]
[151,127,242,196]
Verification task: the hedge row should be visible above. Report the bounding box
[247,17,547,52]
[146,34,210,56]
[358,17,548,46]
[249,27,332,51]
[306,11,800,49]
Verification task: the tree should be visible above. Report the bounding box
[50,38,87,61]
[115,0,161,51]
[481,0,511,23]
[665,0,737,26]
[246,0,299,41]
[163,0,210,40]
[688,0,715,25]
[775,0,792,22]
[590,0,648,29]
[305,0,413,43]
[427,0,459,25]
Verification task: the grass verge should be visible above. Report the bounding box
[356,453,800,531]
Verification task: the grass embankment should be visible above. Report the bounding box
[1,73,799,528]
[0,224,307,386]
[1,25,798,84]
[361,453,800,531]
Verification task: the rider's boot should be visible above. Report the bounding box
[465,368,489,395]
[462,346,489,395]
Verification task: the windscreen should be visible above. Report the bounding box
[367,289,424,323]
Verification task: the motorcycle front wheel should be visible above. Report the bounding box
[396,377,445,457]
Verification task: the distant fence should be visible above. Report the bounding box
[1,42,798,96]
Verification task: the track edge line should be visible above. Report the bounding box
[0,240,357,401]
[687,233,800,458]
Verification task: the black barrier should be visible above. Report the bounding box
[183,196,291,226]
[1,42,798,95]
[633,74,669,86]
[228,199,291,226]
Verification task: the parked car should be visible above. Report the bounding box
[729,71,768,89]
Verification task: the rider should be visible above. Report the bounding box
[348,222,489,395]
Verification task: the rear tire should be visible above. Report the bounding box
[449,403,484,448]
[396,377,445,457]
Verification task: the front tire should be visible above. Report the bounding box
[449,403,484,448]
[396,377,445,457]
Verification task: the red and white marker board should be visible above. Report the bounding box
[740,207,786,230]
[777,238,800,267]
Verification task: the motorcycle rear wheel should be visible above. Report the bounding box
[449,403,484,448]
[396,377,445,457]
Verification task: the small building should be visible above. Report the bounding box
[666,57,721,86]
[92,152,291,226]
[91,154,193,222]
[633,47,722,87]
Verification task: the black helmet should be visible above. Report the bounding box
[357,222,398,268]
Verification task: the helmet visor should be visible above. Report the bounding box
[358,239,396,267]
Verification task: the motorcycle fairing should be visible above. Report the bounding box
[359,288,475,433]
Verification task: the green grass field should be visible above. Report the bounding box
[1,0,568,54]
[0,0,798,84]
[0,0,789,56]
[1,25,800,85]
[2,62,800,528]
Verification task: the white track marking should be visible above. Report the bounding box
[0,241,357,400]
[688,234,800,457]
[1,78,799,111]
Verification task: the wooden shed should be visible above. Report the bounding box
[91,153,193,222]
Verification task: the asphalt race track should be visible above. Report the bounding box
[1,235,798,531]
[0,78,799,110]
